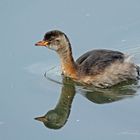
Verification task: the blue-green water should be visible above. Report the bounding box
[0,0,140,140]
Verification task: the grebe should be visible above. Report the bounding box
[35,30,140,88]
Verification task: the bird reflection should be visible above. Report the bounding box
[35,77,138,129]
[35,77,75,129]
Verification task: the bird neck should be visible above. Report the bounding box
[57,46,78,79]
[54,78,75,116]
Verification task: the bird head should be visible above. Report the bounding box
[35,30,70,52]
[35,109,67,129]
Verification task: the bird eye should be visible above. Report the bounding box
[55,39,60,43]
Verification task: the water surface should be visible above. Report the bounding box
[0,0,140,140]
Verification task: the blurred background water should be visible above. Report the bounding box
[0,0,140,140]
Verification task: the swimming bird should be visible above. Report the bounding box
[35,30,140,88]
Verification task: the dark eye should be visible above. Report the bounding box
[55,39,60,43]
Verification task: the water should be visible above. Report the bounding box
[0,0,140,140]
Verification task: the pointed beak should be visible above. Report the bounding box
[34,116,48,122]
[35,40,49,47]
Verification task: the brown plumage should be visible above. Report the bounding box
[35,30,140,88]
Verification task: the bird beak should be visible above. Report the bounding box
[35,40,48,47]
[34,116,48,122]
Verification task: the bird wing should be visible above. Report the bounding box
[76,49,125,75]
